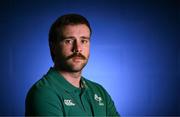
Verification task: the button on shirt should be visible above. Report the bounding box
[25,67,120,116]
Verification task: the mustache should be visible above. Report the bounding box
[66,53,86,60]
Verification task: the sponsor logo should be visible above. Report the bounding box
[64,99,75,106]
[94,94,104,106]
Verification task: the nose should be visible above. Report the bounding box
[72,40,82,53]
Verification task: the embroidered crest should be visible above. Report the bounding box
[94,94,104,106]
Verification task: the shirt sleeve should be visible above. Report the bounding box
[25,86,63,116]
[106,92,120,116]
[99,85,120,117]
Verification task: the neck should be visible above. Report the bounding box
[54,66,82,88]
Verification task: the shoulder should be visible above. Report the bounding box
[25,76,63,116]
[83,78,110,97]
[26,77,52,99]
[83,78,116,107]
[28,75,52,92]
[26,75,60,103]
[84,78,103,88]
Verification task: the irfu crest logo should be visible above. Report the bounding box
[94,94,104,106]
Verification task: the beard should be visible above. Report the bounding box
[56,53,89,72]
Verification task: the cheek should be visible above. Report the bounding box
[61,45,73,55]
[83,46,90,56]
[55,45,70,58]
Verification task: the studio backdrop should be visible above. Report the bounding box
[0,0,179,116]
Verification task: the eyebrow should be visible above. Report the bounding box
[62,36,75,39]
[62,36,90,40]
[81,36,90,40]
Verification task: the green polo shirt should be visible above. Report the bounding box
[25,67,119,116]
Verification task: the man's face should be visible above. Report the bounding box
[54,24,90,72]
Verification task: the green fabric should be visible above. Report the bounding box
[25,67,120,116]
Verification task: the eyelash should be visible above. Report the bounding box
[64,39,89,44]
[81,40,88,44]
[64,39,73,44]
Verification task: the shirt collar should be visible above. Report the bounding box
[46,67,89,93]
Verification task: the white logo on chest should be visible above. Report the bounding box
[64,99,75,106]
[94,94,104,106]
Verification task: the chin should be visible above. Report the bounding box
[68,64,87,72]
[69,66,84,72]
[61,60,88,72]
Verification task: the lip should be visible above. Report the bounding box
[72,57,83,61]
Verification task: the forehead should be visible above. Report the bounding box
[62,24,90,37]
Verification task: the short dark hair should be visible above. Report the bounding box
[48,13,92,62]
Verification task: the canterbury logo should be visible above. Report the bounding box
[64,99,75,106]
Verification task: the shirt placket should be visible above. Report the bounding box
[68,90,87,114]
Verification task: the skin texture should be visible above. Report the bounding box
[53,24,91,88]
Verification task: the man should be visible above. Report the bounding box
[25,13,120,116]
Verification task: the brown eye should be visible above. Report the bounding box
[64,39,73,44]
[81,39,89,44]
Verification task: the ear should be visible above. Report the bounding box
[51,44,57,55]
